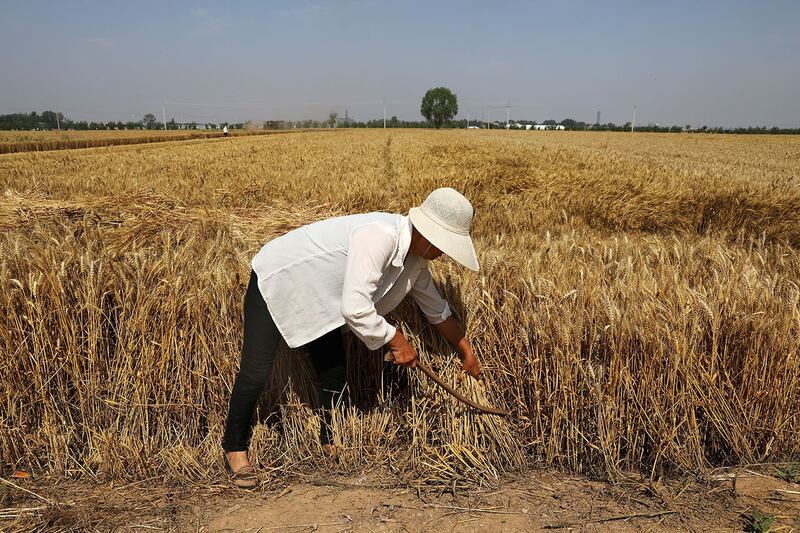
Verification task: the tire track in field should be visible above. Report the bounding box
[382,134,397,182]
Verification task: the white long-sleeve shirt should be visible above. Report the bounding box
[251,212,452,349]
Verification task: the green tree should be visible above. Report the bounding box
[40,110,64,129]
[420,87,458,128]
[142,114,158,129]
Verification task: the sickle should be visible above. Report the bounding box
[384,353,511,417]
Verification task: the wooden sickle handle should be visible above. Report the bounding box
[384,352,511,417]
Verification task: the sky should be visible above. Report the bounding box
[1,0,798,127]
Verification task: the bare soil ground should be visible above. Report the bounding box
[3,468,799,532]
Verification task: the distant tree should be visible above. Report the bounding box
[420,87,458,128]
[142,114,158,129]
[328,112,338,128]
[561,118,589,130]
[40,110,65,129]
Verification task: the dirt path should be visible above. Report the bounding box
[2,469,799,531]
[206,477,673,532]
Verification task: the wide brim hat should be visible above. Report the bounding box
[409,188,479,272]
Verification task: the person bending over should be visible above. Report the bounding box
[222,188,481,488]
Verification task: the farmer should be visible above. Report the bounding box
[223,187,482,488]
[223,125,228,136]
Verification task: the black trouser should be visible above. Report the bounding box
[222,270,347,452]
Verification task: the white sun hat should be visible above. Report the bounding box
[409,188,480,272]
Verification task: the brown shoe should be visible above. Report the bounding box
[224,456,258,489]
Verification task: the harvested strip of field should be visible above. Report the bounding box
[0,128,321,154]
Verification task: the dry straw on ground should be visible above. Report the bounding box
[0,130,798,489]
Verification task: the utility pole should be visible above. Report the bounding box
[487,107,491,129]
[162,101,167,131]
[55,113,60,130]
[631,105,636,133]
[506,104,510,128]
[383,101,386,129]
[466,111,469,129]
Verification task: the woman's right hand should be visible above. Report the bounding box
[388,329,417,368]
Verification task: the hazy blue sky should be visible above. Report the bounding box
[1,0,798,127]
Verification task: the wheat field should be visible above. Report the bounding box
[1,130,799,489]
